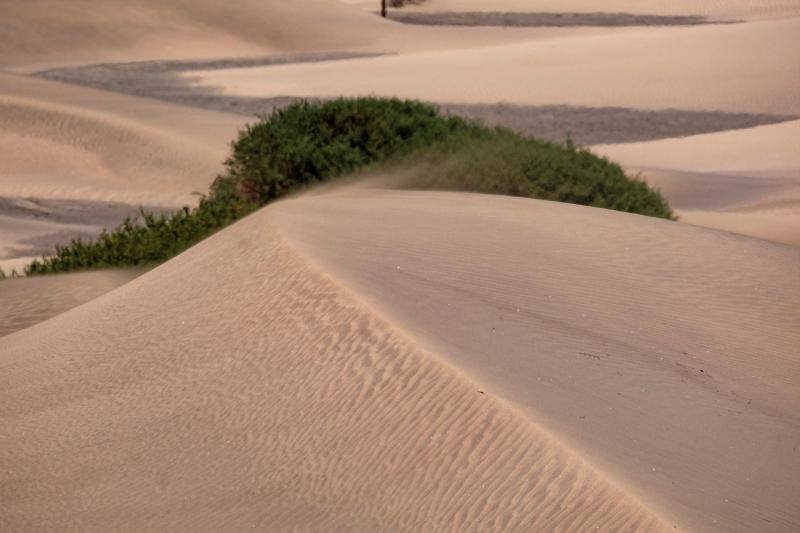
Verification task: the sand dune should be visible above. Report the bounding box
[0,197,667,532]
[1,0,589,73]
[0,73,245,205]
[274,188,800,532]
[0,269,141,338]
[2,1,798,529]
[596,120,800,244]
[2,188,797,531]
[0,73,246,265]
[189,17,800,115]
[0,0,390,72]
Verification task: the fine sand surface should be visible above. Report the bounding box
[0,269,141,338]
[0,73,245,206]
[2,189,798,531]
[0,197,669,532]
[274,188,800,533]
[188,17,800,116]
[1,0,588,73]
[596,120,800,245]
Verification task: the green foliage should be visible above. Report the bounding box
[24,97,673,276]
[387,131,674,218]
[219,98,482,204]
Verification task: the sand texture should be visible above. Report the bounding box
[0,201,669,532]
[0,269,141,337]
[1,0,798,530]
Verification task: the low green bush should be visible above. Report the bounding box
[24,97,672,275]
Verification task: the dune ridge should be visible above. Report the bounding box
[272,187,800,533]
[0,202,667,532]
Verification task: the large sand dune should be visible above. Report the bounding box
[2,189,797,531]
[274,187,800,533]
[0,195,670,532]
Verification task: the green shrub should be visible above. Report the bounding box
[24,97,672,276]
[385,131,673,218]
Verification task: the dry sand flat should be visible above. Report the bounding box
[273,188,800,532]
[0,201,667,532]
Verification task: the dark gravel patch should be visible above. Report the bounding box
[386,11,736,27]
[35,56,794,145]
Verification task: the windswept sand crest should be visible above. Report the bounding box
[272,188,800,533]
[0,203,666,532]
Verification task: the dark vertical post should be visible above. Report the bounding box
[381,0,387,18]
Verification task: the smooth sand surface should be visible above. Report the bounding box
[273,188,800,533]
[2,189,798,531]
[189,17,800,115]
[0,270,141,337]
[0,198,668,532]
[596,120,800,245]
[0,73,245,206]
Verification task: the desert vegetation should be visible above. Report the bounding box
[24,98,672,275]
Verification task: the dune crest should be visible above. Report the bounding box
[0,201,667,531]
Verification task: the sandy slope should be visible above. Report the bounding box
[0,0,385,71]
[0,270,141,338]
[273,188,800,533]
[189,17,800,115]
[0,73,245,205]
[0,198,667,532]
[596,120,800,245]
[0,73,246,268]
[0,0,580,73]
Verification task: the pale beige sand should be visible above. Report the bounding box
[596,120,800,245]
[272,188,800,533]
[1,0,596,73]
[0,199,667,532]
[0,73,245,206]
[189,17,800,115]
[0,270,141,337]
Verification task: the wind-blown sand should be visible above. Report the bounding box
[0,197,669,532]
[2,189,798,531]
